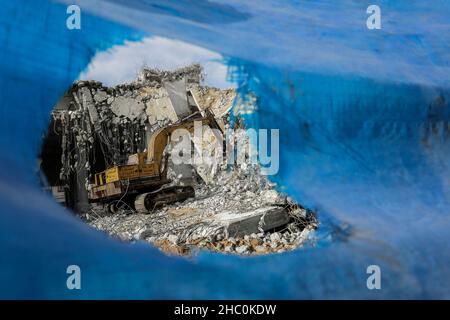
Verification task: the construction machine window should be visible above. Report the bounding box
[40,65,318,256]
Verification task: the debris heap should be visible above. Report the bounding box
[48,64,318,256]
[87,166,318,255]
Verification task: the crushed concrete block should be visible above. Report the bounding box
[236,245,249,254]
[213,206,290,238]
[254,245,267,254]
[78,87,99,124]
[164,79,192,119]
[269,242,278,249]
[145,87,179,125]
[190,86,236,118]
[250,238,261,247]
[269,232,281,242]
[111,96,145,120]
[261,189,283,204]
[168,234,179,244]
[94,90,108,103]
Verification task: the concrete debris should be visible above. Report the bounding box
[235,245,249,254]
[136,64,203,87]
[270,232,281,242]
[93,90,108,103]
[86,165,318,256]
[190,86,236,119]
[47,64,319,256]
[167,234,179,245]
[214,207,290,237]
[110,96,146,120]
[145,87,179,125]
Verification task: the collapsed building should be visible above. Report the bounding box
[41,65,318,255]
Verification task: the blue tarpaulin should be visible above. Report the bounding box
[0,0,449,298]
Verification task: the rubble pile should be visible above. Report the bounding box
[87,167,318,255]
[50,64,318,256]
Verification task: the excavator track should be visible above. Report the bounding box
[133,194,147,213]
[134,186,195,213]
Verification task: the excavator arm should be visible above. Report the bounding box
[146,115,222,173]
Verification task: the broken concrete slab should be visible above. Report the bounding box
[211,206,290,237]
[110,96,146,120]
[190,86,236,118]
[145,87,179,125]
[78,87,99,124]
[164,78,192,119]
[94,90,108,103]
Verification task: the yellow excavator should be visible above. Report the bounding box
[88,115,221,213]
